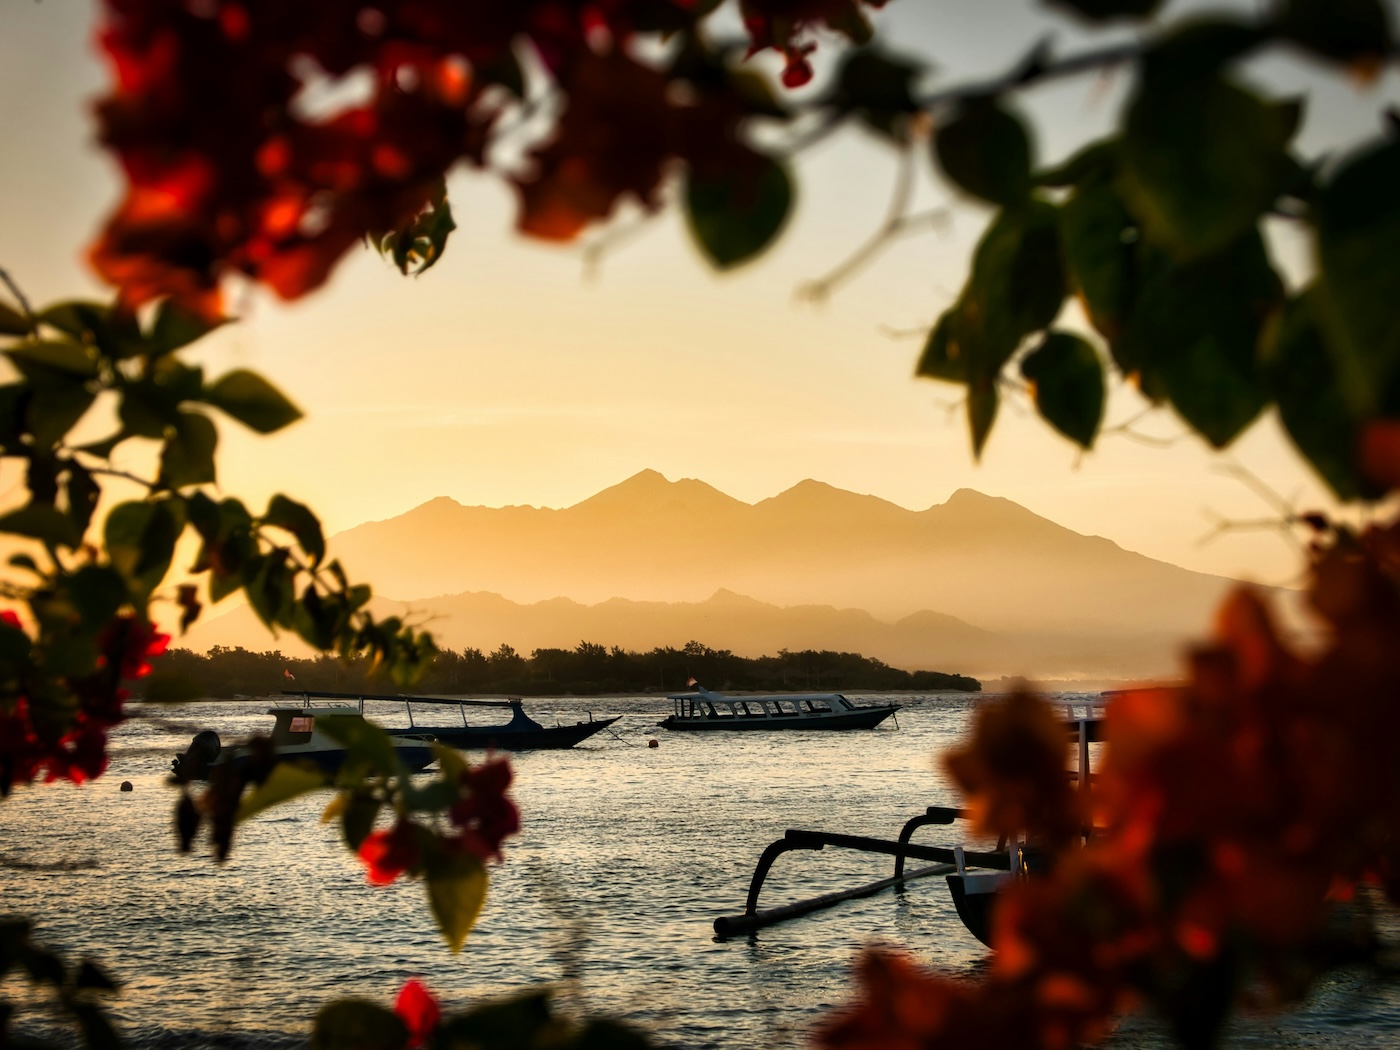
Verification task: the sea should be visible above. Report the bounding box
[2,693,1399,1049]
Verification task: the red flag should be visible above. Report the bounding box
[284,668,296,681]
[687,677,698,687]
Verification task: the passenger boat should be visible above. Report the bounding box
[289,690,621,750]
[659,688,900,731]
[171,699,436,780]
[714,697,1104,944]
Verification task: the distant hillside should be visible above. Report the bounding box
[322,470,1242,640]
[181,588,1185,681]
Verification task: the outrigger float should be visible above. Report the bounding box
[714,698,1105,944]
[660,688,900,732]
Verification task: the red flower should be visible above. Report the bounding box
[358,819,421,885]
[448,757,520,862]
[393,978,440,1048]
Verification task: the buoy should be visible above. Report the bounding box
[119,781,133,792]
[647,739,659,749]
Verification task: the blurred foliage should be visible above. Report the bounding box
[3,0,1400,1046]
[0,917,121,1049]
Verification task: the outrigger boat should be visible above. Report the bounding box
[714,697,1104,944]
[659,688,900,731]
[287,690,621,750]
[172,699,436,780]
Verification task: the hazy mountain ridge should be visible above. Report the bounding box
[328,470,1238,638]
[180,587,1183,681]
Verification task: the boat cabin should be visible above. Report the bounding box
[668,691,857,720]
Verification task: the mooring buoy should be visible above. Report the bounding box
[647,739,659,749]
[119,781,133,792]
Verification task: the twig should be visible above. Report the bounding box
[0,265,36,329]
[1099,407,1187,449]
[797,148,950,303]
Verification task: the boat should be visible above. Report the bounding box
[171,699,436,780]
[658,687,900,731]
[286,690,622,750]
[714,697,1104,944]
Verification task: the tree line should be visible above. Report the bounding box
[141,640,981,700]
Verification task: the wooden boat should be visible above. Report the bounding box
[172,700,436,780]
[287,690,621,750]
[714,697,1104,945]
[659,688,900,731]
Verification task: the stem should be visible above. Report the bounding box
[0,266,37,331]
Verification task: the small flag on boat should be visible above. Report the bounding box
[687,677,698,687]
[284,668,296,681]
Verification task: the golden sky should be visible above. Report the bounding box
[3,0,1399,588]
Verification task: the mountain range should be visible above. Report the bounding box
[181,471,1259,681]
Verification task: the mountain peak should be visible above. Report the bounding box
[570,470,746,513]
[758,479,907,516]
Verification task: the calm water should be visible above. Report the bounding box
[2,694,1398,1049]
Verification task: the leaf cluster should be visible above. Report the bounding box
[313,986,654,1050]
[0,917,120,1050]
[911,5,1400,500]
[0,293,435,793]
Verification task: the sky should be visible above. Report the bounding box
[2,0,1400,589]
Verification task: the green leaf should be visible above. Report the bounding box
[835,47,924,141]
[1313,137,1400,416]
[36,301,108,341]
[66,566,128,631]
[341,792,382,851]
[915,310,965,383]
[317,715,404,779]
[0,300,31,335]
[425,849,488,954]
[968,381,999,459]
[7,340,98,378]
[0,615,32,664]
[934,98,1034,206]
[205,370,302,434]
[1278,0,1393,66]
[159,411,219,489]
[311,999,409,1050]
[0,504,81,549]
[244,551,296,629]
[1120,74,1299,259]
[439,991,556,1048]
[1060,174,1134,341]
[151,299,225,355]
[1044,0,1162,20]
[236,762,327,823]
[379,180,457,277]
[954,200,1067,375]
[1124,232,1282,447]
[263,494,325,566]
[1020,331,1106,448]
[1034,139,1118,188]
[27,379,97,449]
[75,960,120,992]
[1263,291,1371,500]
[105,499,185,599]
[71,1002,123,1050]
[685,153,793,270]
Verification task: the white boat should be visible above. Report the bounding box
[659,688,900,731]
[172,699,436,780]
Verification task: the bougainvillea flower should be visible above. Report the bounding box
[358,819,421,885]
[448,756,520,862]
[393,978,441,1048]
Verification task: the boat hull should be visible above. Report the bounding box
[389,716,620,750]
[659,706,898,731]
